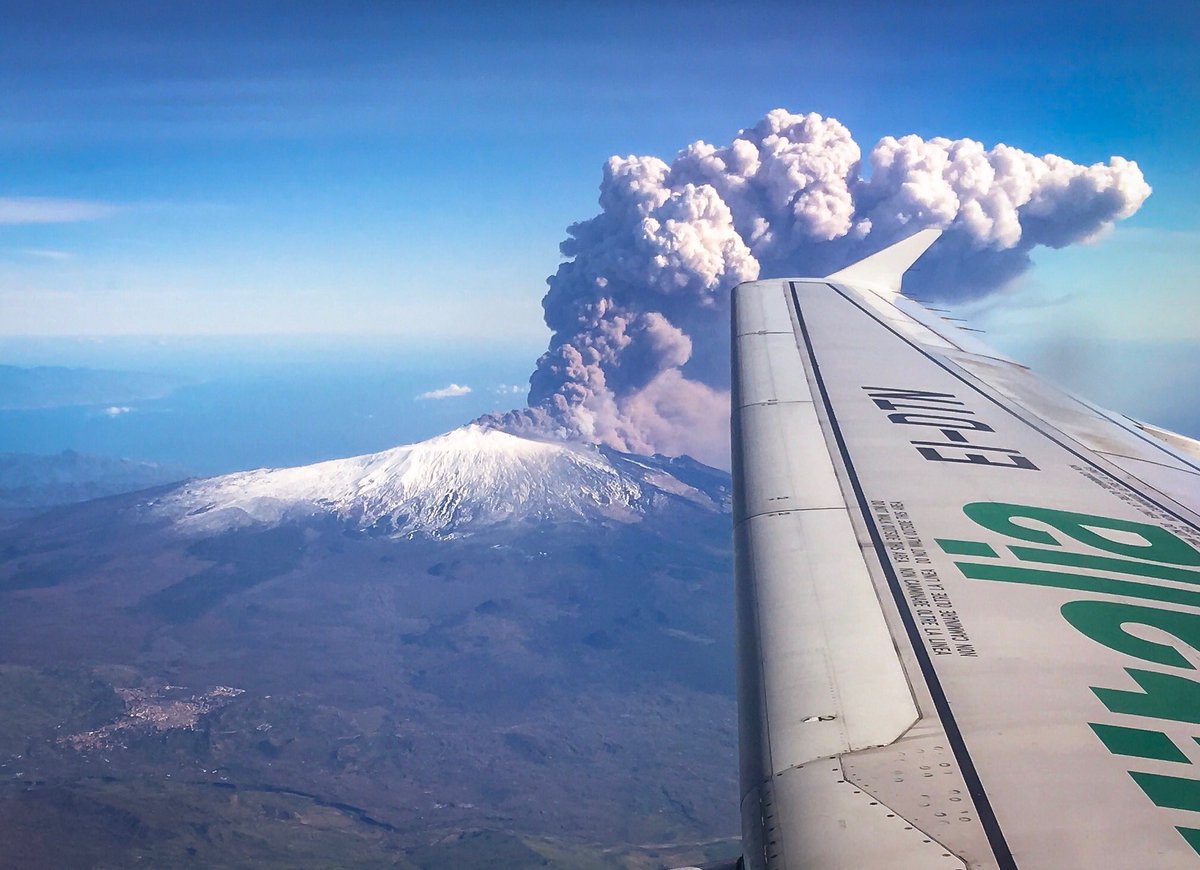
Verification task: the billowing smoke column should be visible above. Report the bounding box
[486,110,1151,466]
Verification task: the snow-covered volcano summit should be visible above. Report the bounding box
[153,424,727,538]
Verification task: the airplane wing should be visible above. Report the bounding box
[730,230,1200,869]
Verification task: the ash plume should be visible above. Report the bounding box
[485,109,1151,466]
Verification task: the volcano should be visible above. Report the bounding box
[152,423,729,537]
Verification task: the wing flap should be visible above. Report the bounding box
[734,330,814,407]
[773,762,967,870]
[733,280,925,867]
[734,401,842,518]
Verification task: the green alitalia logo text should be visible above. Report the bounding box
[940,502,1200,855]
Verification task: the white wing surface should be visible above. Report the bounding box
[731,231,1200,869]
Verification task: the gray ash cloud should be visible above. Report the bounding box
[484,110,1150,466]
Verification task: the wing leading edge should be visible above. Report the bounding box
[731,232,1200,868]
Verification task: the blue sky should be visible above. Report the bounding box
[1,0,1196,350]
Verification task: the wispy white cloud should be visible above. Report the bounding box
[0,197,119,225]
[21,248,75,261]
[416,383,471,400]
[103,405,132,416]
[495,384,524,395]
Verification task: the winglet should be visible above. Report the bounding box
[825,227,942,296]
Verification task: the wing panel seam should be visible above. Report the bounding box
[825,282,1200,535]
[1093,450,1200,477]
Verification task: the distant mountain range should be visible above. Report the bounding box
[0,426,739,868]
[0,364,185,411]
[0,450,189,512]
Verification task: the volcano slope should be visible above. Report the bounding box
[0,426,740,868]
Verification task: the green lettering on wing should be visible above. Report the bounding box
[944,500,1200,855]
[1062,600,1200,670]
[1090,723,1190,763]
[962,502,1200,565]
